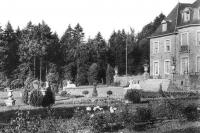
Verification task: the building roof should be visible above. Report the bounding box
[151,0,200,38]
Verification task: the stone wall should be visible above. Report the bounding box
[114,75,144,87]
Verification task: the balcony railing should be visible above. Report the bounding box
[179,45,190,53]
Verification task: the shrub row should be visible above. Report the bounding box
[22,88,55,107]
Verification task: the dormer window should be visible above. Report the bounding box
[182,8,190,22]
[198,8,200,20]
[161,20,167,32]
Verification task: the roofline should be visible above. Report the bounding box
[148,32,177,39]
[177,24,200,29]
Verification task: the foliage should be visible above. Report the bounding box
[60,90,70,97]
[10,79,24,89]
[107,90,113,96]
[124,89,141,103]
[22,89,29,105]
[6,110,42,133]
[42,87,55,107]
[82,90,89,96]
[182,104,199,121]
[29,90,43,107]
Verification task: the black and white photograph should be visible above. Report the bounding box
[0,0,200,132]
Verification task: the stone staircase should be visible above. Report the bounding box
[139,79,171,92]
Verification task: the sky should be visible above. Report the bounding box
[0,0,196,40]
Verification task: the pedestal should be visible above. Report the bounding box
[40,89,46,96]
[143,72,149,80]
[5,89,15,106]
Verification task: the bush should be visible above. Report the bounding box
[42,87,55,107]
[29,90,43,107]
[182,104,199,121]
[107,90,113,96]
[82,90,89,96]
[134,107,153,122]
[60,91,70,97]
[22,89,29,104]
[124,89,141,103]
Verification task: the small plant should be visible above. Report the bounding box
[107,90,113,97]
[29,90,43,107]
[60,90,70,97]
[82,90,89,96]
[22,89,29,104]
[124,89,141,103]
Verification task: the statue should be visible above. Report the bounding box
[4,88,15,106]
[63,80,76,91]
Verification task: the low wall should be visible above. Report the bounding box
[114,75,145,87]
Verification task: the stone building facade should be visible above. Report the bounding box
[150,0,200,90]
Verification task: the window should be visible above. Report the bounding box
[165,39,171,52]
[153,41,159,54]
[164,60,171,74]
[197,31,200,45]
[181,32,188,45]
[153,61,159,75]
[161,20,167,32]
[181,57,189,74]
[182,8,190,22]
[197,56,200,72]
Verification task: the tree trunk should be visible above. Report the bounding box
[40,57,42,84]
[34,56,36,78]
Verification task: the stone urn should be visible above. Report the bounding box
[5,88,16,106]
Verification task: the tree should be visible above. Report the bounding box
[109,30,127,75]
[2,22,19,79]
[0,26,8,78]
[88,63,99,97]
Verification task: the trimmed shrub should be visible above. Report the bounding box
[42,87,55,107]
[60,91,70,97]
[22,89,29,104]
[182,104,199,121]
[82,90,89,96]
[124,89,141,103]
[29,90,43,107]
[107,90,113,96]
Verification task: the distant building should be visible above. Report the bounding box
[150,0,200,80]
